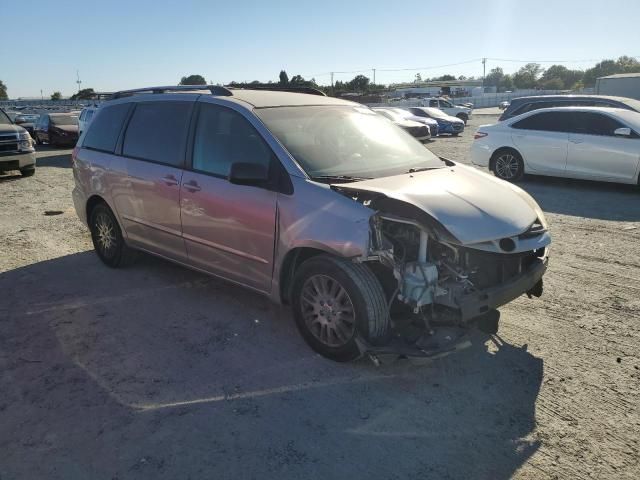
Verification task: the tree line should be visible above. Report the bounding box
[1,56,638,101]
[484,56,640,92]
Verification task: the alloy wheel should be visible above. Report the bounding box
[495,153,519,180]
[94,212,116,257]
[300,274,356,347]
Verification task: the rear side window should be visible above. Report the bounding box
[123,102,192,166]
[83,103,131,153]
[512,112,573,132]
[191,103,272,177]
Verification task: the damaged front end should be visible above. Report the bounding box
[338,183,550,361]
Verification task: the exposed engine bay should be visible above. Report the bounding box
[334,185,550,361]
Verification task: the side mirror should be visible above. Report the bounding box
[614,127,631,137]
[228,162,269,187]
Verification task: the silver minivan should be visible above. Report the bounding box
[72,85,550,362]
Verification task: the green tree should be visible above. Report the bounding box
[346,74,370,92]
[279,70,289,85]
[70,88,96,100]
[415,73,422,83]
[484,67,504,88]
[512,63,542,89]
[179,74,206,85]
[0,80,7,100]
[434,74,456,81]
[51,91,62,100]
[502,74,513,91]
[539,65,583,90]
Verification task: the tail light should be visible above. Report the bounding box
[474,132,488,140]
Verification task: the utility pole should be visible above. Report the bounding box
[482,58,486,88]
[40,89,43,101]
[372,68,376,85]
[330,72,334,88]
[76,70,82,93]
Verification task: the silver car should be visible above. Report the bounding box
[72,85,551,362]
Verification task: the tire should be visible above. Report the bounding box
[89,203,136,268]
[490,149,525,182]
[456,113,468,124]
[35,135,42,145]
[451,132,460,137]
[291,255,390,362]
[20,167,35,177]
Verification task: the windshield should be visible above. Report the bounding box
[0,110,12,125]
[256,105,444,179]
[50,115,79,126]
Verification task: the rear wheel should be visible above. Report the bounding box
[291,255,390,362]
[491,149,524,182]
[20,167,35,177]
[89,203,136,268]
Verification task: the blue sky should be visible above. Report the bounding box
[2,0,639,98]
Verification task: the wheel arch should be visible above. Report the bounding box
[85,195,127,236]
[278,246,338,305]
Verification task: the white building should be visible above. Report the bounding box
[595,73,640,100]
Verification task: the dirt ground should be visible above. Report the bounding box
[1,115,639,480]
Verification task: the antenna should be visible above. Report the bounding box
[76,70,82,93]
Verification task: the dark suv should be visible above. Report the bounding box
[499,95,640,121]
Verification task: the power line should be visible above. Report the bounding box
[376,59,482,72]
[487,57,609,64]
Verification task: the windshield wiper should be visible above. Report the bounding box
[311,175,371,183]
[406,167,441,173]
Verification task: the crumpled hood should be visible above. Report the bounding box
[334,165,539,245]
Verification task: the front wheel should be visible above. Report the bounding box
[491,149,525,182]
[291,255,390,362]
[456,113,468,124]
[89,203,136,268]
[20,167,35,177]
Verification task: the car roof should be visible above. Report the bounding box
[509,94,632,105]
[223,89,357,108]
[105,86,357,109]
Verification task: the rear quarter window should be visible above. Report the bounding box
[83,103,131,153]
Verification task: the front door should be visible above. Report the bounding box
[567,112,640,182]
[180,102,277,292]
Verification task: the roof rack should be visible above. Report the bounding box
[107,84,327,101]
[108,85,233,100]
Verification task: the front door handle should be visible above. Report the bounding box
[183,180,201,192]
[161,174,179,186]
[569,138,584,144]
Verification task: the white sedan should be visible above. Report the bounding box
[471,106,640,185]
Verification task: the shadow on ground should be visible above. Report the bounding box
[35,151,72,168]
[0,251,543,479]
[520,175,640,222]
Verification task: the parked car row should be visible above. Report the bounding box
[373,106,465,137]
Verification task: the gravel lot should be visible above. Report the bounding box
[1,115,639,479]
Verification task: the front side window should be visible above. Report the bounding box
[83,103,131,153]
[256,105,444,179]
[441,100,453,108]
[429,99,438,107]
[512,112,573,133]
[123,101,191,166]
[192,103,273,177]
[572,112,625,136]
